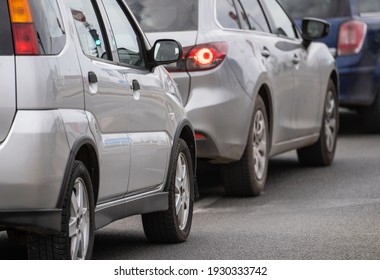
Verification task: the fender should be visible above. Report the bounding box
[56,137,99,208]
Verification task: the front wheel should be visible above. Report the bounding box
[297,80,339,166]
[142,139,194,243]
[27,161,95,260]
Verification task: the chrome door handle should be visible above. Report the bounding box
[292,54,300,65]
[261,48,271,58]
[130,79,140,91]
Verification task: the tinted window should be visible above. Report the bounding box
[359,0,380,15]
[280,0,351,19]
[239,0,270,32]
[126,0,198,32]
[0,0,13,55]
[69,0,110,60]
[216,0,242,29]
[102,0,145,67]
[30,0,66,54]
[265,0,297,39]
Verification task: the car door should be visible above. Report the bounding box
[260,0,319,141]
[100,0,171,194]
[263,0,322,139]
[69,0,132,203]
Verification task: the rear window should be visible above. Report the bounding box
[126,0,198,32]
[0,0,14,55]
[279,0,351,19]
[359,0,380,16]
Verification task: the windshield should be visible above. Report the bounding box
[126,0,198,32]
[279,0,351,19]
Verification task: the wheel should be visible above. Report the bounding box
[142,139,194,243]
[297,80,339,166]
[360,90,380,133]
[221,95,269,196]
[27,161,95,260]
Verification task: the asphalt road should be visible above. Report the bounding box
[1,111,379,260]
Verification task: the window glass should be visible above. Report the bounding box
[69,0,110,60]
[359,0,380,15]
[238,0,270,32]
[279,0,351,19]
[126,0,198,32]
[102,0,144,67]
[216,0,242,29]
[30,0,66,54]
[265,0,297,39]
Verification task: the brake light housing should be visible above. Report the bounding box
[8,0,40,55]
[166,42,228,72]
[338,20,367,56]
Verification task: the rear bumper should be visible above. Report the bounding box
[0,209,62,233]
[182,66,254,163]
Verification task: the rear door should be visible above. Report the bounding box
[0,0,16,143]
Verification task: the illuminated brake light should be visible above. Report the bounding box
[8,0,40,55]
[338,20,367,56]
[165,42,228,72]
[193,48,214,65]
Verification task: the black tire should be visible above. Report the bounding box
[359,90,380,133]
[142,139,194,243]
[221,95,269,196]
[297,80,339,166]
[27,161,95,260]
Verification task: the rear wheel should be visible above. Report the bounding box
[221,95,269,196]
[297,80,338,166]
[142,139,194,243]
[27,161,95,260]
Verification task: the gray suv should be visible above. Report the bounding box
[0,0,196,259]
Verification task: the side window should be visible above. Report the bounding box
[102,0,145,67]
[264,0,298,39]
[30,0,66,54]
[69,0,110,60]
[238,0,270,32]
[216,0,242,29]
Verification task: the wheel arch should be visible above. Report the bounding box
[57,137,100,208]
[257,83,273,150]
[166,119,197,196]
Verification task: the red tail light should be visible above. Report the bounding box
[338,20,367,56]
[8,0,40,55]
[166,42,228,72]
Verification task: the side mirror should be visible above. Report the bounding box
[302,18,330,42]
[152,39,182,66]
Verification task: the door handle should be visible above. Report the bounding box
[292,54,300,65]
[130,79,140,91]
[88,71,98,83]
[261,47,271,58]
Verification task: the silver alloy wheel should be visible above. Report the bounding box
[325,90,337,152]
[252,109,267,181]
[69,178,90,260]
[175,153,190,231]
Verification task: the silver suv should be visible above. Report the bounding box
[128,0,340,196]
[0,0,196,259]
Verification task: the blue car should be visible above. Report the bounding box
[281,0,380,132]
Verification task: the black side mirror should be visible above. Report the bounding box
[150,39,182,67]
[302,18,330,42]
